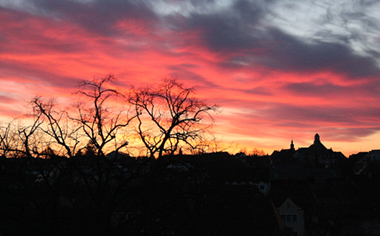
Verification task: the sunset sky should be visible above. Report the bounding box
[1,0,380,156]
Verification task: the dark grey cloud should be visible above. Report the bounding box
[270,105,355,124]
[238,86,272,96]
[218,27,380,79]
[233,0,272,21]
[183,15,257,51]
[267,103,380,127]
[284,82,342,96]
[283,80,380,99]
[169,0,270,52]
[0,6,110,55]
[28,0,158,36]
[265,28,380,78]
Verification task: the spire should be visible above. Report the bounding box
[290,139,295,151]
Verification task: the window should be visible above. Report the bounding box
[287,214,292,223]
[292,214,298,222]
[281,214,298,223]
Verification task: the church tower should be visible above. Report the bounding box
[290,140,295,151]
[314,133,320,145]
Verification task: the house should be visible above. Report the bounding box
[351,149,380,179]
[277,198,305,236]
[366,149,380,162]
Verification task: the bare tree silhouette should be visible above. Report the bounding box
[31,97,80,158]
[129,78,218,158]
[72,75,136,157]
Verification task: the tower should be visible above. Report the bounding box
[290,140,295,151]
[314,133,320,145]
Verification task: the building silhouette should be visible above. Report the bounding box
[271,133,346,167]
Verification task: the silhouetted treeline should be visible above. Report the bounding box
[0,75,218,161]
